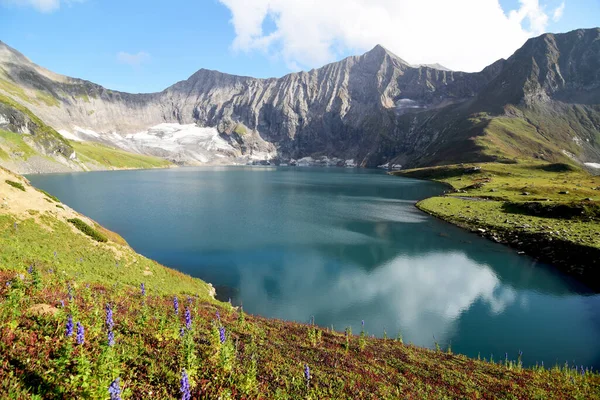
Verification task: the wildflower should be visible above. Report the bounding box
[180,369,191,400]
[27,265,33,274]
[59,300,65,308]
[108,330,115,347]
[219,326,226,344]
[76,322,85,345]
[216,310,220,321]
[173,296,179,315]
[140,283,146,296]
[185,308,192,330]
[361,320,364,327]
[180,327,185,338]
[105,303,114,331]
[581,366,585,376]
[68,285,73,301]
[304,364,310,387]
[108,378,121,400]
[66,315,74,337]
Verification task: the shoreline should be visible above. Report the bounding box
[392,163,600,293]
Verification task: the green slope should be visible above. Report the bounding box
[71,141,172,169]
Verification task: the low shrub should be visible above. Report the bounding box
[67,218,108,242]
[5,180,25,191]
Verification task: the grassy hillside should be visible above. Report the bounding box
[1,169,599,398]
[394,162,600,288]
[71,141,172,170]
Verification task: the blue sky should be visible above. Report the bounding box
[1,0,598,93]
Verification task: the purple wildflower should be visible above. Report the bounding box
[59,300,65,308]
[76,322,85,345]
[65,315,74,337]
[105,303,114,331]
[219,326,226,344]
[185,308,192,330]
[68,285,73,301]
[216,310,220,321]
[140,283,146,296]
[304,364,310,386]
[108,378,121,400]
[173,297,179,315]
[361,320,365,327]
[581,366,585,376]
[180,369,191,400]
[108,330,115,347]
[180,327,185,338]
[27,265,33,274]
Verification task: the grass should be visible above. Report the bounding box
[35,90,60,107]
[5,179,25,191]
[36,188,60,202]
[0,165,598,398]
[71,141,172,169]
[67,218,108,243]
[0,129,37,160]
[234,123,248,136]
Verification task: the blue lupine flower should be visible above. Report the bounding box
[219,326,226,344]
[304,364,310,385]
[108,378,121,400]
[27,265,33,274]
[180,369,191,400]
[76,322,85,345]
[59,300,65,308]
[173,296,179,315]
[108,330,115,347]
[216,310,220,321]
[140,283,146,296]
[185,308,192,330]
[581,366,585,376]
[361,320,364,327]
[180,327,185,338]
[66,315,74,337]
[105,304,114,331]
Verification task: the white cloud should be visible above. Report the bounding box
[218,0,560,72]
[116,51,150,67]
[553,1,565,21]
[2,0,83,12]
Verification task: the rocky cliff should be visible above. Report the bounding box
[0,28,599,170]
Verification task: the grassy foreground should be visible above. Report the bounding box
[394,162,600,288]
[1,168,599,399]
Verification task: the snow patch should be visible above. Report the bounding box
[58,129,83,142]
[585,163,600,169]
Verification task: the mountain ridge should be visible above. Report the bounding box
[0,28,599,170]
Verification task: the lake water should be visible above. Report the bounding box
[27,167,600,368]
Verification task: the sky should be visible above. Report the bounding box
[0,0,598,93]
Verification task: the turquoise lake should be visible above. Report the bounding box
[27,167,600,368]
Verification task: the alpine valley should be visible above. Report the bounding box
[0,28,599,174]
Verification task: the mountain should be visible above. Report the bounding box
[0,28,599,171]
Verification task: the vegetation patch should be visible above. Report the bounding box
[67,218,108,243]
[71,141,172,169]
[5,179,25,191]
[35,90,60,107]
[234,123,248,136]
[0,130,36,160]
[36,188,60,202]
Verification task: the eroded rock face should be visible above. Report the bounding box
[0,28,599,168]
